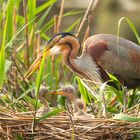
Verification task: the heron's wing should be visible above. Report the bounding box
[97,35,140,78]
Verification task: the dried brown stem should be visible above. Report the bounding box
[65,103,75,140]
[11,54,28,87]
[82,15,94,47]
[0,114,139,140]
[123,87,127,112]
[35,31,41,57]
[76,0,100,37]
[54,15,59,35]
[23,0,29,68]
[102,91,108,119]
[57,0,65,33]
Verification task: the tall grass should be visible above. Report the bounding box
[0,0,139,127]
[0,0,87,126]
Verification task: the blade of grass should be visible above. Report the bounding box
[0,49,5,89]
[5,16,38,49]
[65,18,81,32]
[0,0,15,88]
[37,5,53,29]
[5,60,12,73]
[117,17,140,44]
[31,48,47,134]
[75,76,91,104]
[35,50,46,104]
[114,114,140,122]
[6,0,14,42]
[14,0,21,9]
[63,10,84,17]
[17,15,25,26]
[99,82,108,118]
[36,0,57,15]
[41,33,50,41]
[40,10,84,34]
[40,18,54,34]
[28,0,36,31]
[37,107,65,122]
[4,84,35,111]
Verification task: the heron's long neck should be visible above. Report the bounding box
[62,43,88,78]
[62,41,102,82]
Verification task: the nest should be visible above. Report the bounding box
[0,112,140,140]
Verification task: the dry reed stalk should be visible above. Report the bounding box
[123,87,127,111]
[50,0,65,78]
[28,27,34,48]
[123,103,140,114]
[0,114,139,140]
[81,15,92,46]
[51,55,55,78]
[50,15,59,78]
[16,43,25,52]
[23,0,29,68]
[102,91,108,119]
[57,0,65,33]
[12,6,19,95]
[54,15,59,35]
[35,31,41,57]
[76,0,100,37]
[11,53,28,87]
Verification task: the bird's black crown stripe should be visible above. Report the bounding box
[46,32,76,45]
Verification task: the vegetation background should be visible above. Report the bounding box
[0,0,140,139]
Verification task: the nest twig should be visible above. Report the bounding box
[0,112,139,140]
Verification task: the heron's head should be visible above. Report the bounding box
[24,32,80,78]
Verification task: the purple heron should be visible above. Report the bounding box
[24,32,140,90]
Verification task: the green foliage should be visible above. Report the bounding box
[0,2,139,136]
[128,90,140,108]
[114,114,140,122]
[75,76,92,104]
[0,0,84,121]
[65,18,81,32]
[35,50,46,112]
[57,95,66,106]
[117,17,140,44]
[37,107,65,122]
[15,134,25,140]
[5,60,12,73]
[0,0,15,88]
[0,47,5,89]
[36,0,57,15]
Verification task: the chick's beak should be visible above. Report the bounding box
[50,89,74,101]
[50,90,66,96]
[24,47,51,78]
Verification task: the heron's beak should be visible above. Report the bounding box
[24,34,62,78]
[24,47,51,78]
[24,46,61,78]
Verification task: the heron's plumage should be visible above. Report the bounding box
[84,34,140,88]
[25,32,140,89]
[74,53,102,83]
